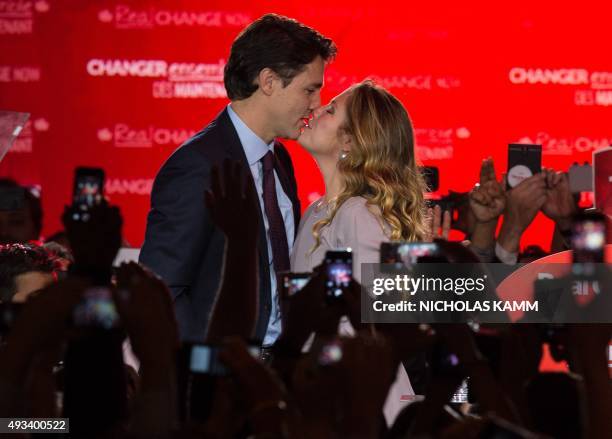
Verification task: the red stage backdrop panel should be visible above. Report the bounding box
[1,0,610,247]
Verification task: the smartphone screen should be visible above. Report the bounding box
[571,212,606,263]
[324,249,352,301]
[318,339,343,366]
[73,167,105,209]
[507,143,541,189]
[192,345,228,376]
[72,287,120,330]
[280,272,312,299]
[380,242,440,270]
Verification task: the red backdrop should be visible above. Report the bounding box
[1,0,611,247]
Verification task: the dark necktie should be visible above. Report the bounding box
[262,150,290,274]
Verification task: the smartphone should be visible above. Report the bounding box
[72,287,120,330]
[451,379,469,403]
[177,343,217,423]
[188,343,261,375]
[571,211,606,263]
[380,242,441,270]
[189,344,227,376]
[419,166,439,192]
[318,339,343,366]
[73,167,105,209]
[324,249,352,301]
[279,272,312,299]
[507,143,541,189]
[568,162,593,193]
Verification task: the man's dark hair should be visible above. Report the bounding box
[0,178,43,237]
[224,13,337,100]
[0,243,55,302]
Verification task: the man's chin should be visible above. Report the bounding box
[279,128,302,141]
[296,128,311,144]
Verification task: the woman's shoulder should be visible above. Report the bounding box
[302,197,324,217]
[336,196,380,218]
[334,196,390,237]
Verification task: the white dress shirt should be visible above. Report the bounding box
[227,104,295,346]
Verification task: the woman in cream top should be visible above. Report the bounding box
[291,80,428,426]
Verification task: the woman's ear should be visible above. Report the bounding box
[340,131,353,151]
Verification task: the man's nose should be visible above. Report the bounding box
[310,93,322,113]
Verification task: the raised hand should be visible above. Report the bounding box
[504,173,547,233]
[0,277,88,416]
[497,172,547,255]
[113,262,179,435]
[540,169,576,227]
[205,159,259,243]
[469,158,506,224]
[324,334,397,437]
[424,204,451,242]
[204,160,260,341]
[220,337,287,409]
[278,271,327,350]
[113,262,179,366]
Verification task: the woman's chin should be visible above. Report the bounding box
[297,132,312,150]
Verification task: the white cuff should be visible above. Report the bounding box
[495,242,518,265]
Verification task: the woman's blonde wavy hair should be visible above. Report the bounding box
[311,80,427,249]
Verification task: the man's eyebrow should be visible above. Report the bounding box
[308,82,323,89]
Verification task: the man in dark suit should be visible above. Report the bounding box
[139,14,336,344]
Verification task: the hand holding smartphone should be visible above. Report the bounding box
[380,241,441,271]
[179,342,262,423]
[279,272,312,299]
[571,211,606,263]
[71,287,120,330]
[324,249,352,302]
[72,167,105,220]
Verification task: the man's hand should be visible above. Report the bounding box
[220,338,287,408]
[541,169,576,229]
[497,173,546,255]
[469,158,506,224]
[504,173,547,232]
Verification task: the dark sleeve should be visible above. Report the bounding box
[139,146,213,298]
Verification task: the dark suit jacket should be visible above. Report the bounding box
[139,108,301,342]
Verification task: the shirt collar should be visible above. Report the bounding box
[227,104,274,166]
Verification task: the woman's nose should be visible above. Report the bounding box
[312,105,327,119]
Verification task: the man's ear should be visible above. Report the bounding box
[256,68,279,97]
